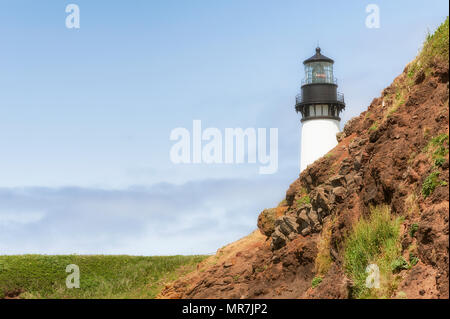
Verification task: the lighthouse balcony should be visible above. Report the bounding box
[295,92,345,122]
[295,91,345,107]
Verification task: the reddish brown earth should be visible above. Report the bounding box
[159,34,449,300]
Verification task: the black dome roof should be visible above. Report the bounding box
[303,47,334,64]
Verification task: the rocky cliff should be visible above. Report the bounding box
[159,18,449,299]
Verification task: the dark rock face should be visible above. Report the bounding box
[269,169,364,250]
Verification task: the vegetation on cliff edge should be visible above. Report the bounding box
[344,206,403,299]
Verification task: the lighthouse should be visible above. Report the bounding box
[295,47,345,171]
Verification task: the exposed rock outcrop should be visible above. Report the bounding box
[270,168,365,250]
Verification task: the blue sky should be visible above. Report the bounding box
[0,1,448,255]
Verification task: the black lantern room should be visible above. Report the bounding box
[295,47,345,122]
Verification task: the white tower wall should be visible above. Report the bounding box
[300,119,340,171]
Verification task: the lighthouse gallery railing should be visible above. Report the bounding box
[295,92,345,105]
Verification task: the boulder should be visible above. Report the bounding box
[271,229,288,250]
[336,131,346,142]
[349,138,360,151]
[328,175,346,187]
[344,173,355,185]
[332,186,347,202]
[283,215,299,232]
[297,209,311,230]
[354,174,363,186]
[343,116,360,136]
[277,216,298,237]
[307,209,321,227]
[257,208,277,237]
[301,227,311,236]
[311,187,332,215]
[339,158,354,175]
[354,155,363,171]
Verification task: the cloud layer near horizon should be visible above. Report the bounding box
[0,177,288,255]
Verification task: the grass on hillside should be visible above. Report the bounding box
[386,17,449,120]
[424,133,449,168]
[0,254,207,299]
[421,133,449,198]
[314,216,334,276]
[407,16,449,79]
[344,205,404,299]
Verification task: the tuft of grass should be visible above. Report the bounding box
[386,89,406,118]
[397,291,407,299]
[391,257,409,273]
[434,157,446,167]
[311,276,323,288]
[344,205,403,299]
[430,133,449,146]
[369,122,378,131]
[409,224,419,237]
[0,255,207,299]
[430,134,449,168]
[422,171,447,198]
[405,192,420,216]
[423,133,449,166]
[423,133,449,152]
[409,253,419,267]
[314,217,335,276]
[296,195,311,207]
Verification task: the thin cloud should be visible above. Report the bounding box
[0,177,286,255]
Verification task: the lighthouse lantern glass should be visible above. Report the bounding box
[304,62,334,84]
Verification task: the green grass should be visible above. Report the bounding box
[435,157,446,167]
[420,134,449,198]
[422,171,447,198]
[409,224,419,237]
[390,257,409,273]
[409,253,419,267]
[296,194,311,207]
[423,133,449,152]
[386,89,406,118]
[0,254,207,299]
[314,216,334,276]
[427,133,449,168]
[311,276,323,288]
[407,17,449,78]
[369,122,378,131]
[344,205,403,299]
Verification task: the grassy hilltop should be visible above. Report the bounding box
[0,254,207,299]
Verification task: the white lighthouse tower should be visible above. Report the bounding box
[295,47,345,171]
